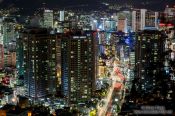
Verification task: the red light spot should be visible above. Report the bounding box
[159,23,165,26]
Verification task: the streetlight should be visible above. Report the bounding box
[114,98,118,102]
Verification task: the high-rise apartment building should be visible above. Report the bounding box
[61,31,96,103]
[5,52,16,67]
[135,30,164,92]
[145,11,159,28]
[16,37,24,77]
[164,6,175,22]
[117,17,127,32]
[117,11,132,32]
[0,18,3,45]
[2,18,16,47]
[59,11,65,22]
[132,9,159,32]
[1,17,17,67]
[43,10,54,28]
[0,44,4,70]
[19,28,58,100]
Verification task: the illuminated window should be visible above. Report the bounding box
[52,54,55,58]
[138,37,140,41]
[173,44,175,49]
[155,35,158,39]
[154,52,157,55]
[142,37,146,41]
[142,45,146,48]
[82,96,87,98]
[84,90,87,94]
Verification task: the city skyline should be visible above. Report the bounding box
[0,1,174,116]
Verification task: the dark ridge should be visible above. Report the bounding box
[0,0,174,13]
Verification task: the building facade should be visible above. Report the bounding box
[0,44,4,70]
[43,10,54,28]
[117,17,127,32]
[1,17,17,67]
[61,31,96,103]
[19,28,58,100]
[132,9,159,32]
[135,30,165,93]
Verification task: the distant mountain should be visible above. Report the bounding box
[0,0,174,12]
[0,0,100,9]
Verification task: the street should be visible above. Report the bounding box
[97,65,126,116]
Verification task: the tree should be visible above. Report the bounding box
[89,109,96,116]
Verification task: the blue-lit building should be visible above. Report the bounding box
[61,31,96,103]
[114,32,135,62]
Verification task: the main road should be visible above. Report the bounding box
[97,66,124,116]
